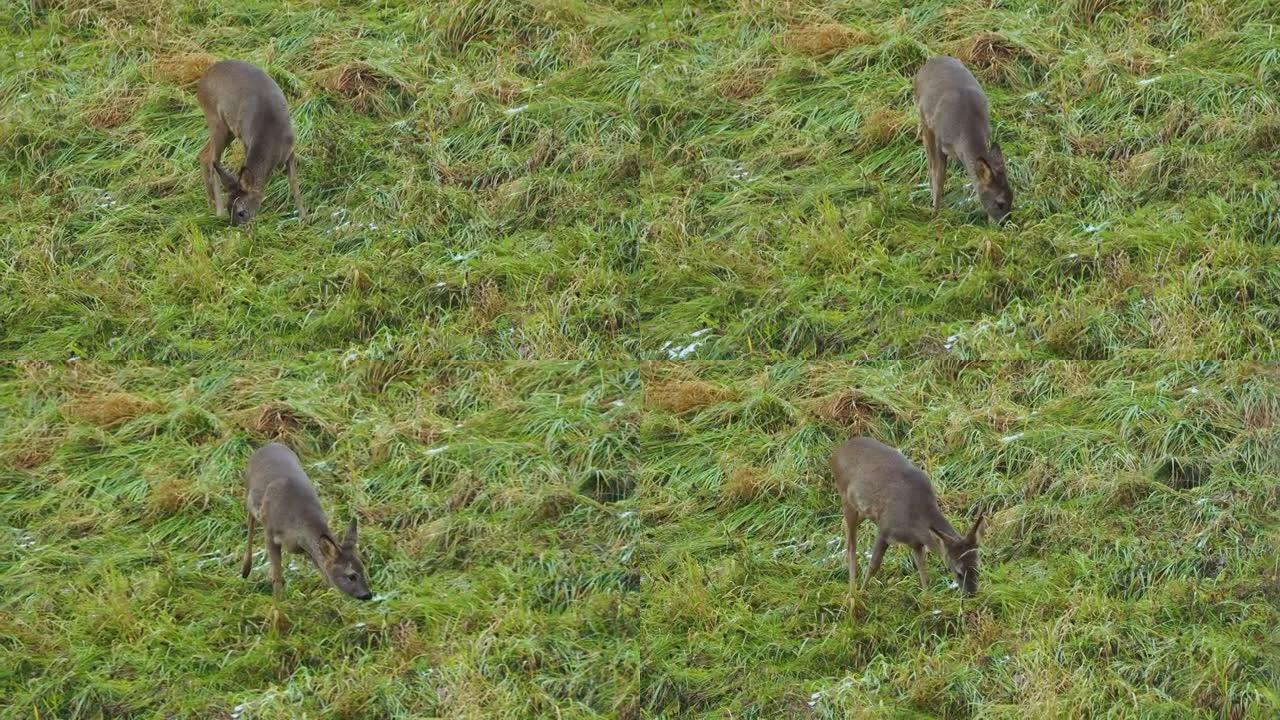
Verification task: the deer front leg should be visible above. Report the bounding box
[922,123,945,215]
[863,529,889,588]
[241,511,256,579]
[285,153,306,223]
[842,503,860,594]
[913,545,929,589]
[267,537,285,598]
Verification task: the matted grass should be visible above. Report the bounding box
[1,1,1278,360]
[2,0,1279,718]
[1,360,640,718]
[639,360,1278,717]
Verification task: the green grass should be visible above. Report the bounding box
[2,0,1279,718]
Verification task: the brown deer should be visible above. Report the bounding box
[197,60,306,225]
[241,443,371,600]
[830,436,985,595]
[914,56,1012,223]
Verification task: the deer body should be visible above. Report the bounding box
[242,443,371,600]
[830,436,984,595]
[914,56,1012,223]
[197,60,306,225]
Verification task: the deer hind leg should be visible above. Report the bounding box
[863,529,889,588]
[200,118,231,216]
[285,153,306,223]
[841,501,861,593]
[241,510,257,578]
[913,545,929,589]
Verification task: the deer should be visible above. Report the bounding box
[914,56,1012,224]
[830,436,986,596]
[241,442,372,600]
[196,60,306,226]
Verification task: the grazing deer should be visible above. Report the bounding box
[830,436,985,596]
[914,56,1012,223]
[196,60,306,225]
[242,443,371,600]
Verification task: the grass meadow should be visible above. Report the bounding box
[2,0,1278,718]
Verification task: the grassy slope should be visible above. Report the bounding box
[1,0,1279,718]
[640,360,1278,717]
[2,361,640,718]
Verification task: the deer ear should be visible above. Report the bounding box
[342,518,358,548]
[213,162,240,191]
[319,535,340,562]
[987,144,1006,171]
[929,526,956,549]
[974,157,993,184]
[967,513,986,544]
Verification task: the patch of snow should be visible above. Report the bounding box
[1186,386,1199,394]
[807,691,821,708]
[690,328,713,338]
[451,250,478,262]
[505,104,529,116]
[426,445,449,456]
[948,580,960,590]
[932,608,944,614]
[1000,432,1024,443]
[619,511,636,519]
[611,399,625,407]
[1137,75,1161,86]
[666,340,704,359]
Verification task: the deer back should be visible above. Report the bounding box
[915,56,992,155]
[831,437,954,546]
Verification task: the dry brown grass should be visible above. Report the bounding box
[147,476,193,515]
[714,62,775,101]
[644,380,734,415]
[235,401,305,439]
[2,433,62,470]
[315,62,401,113]
[83,90,142,130]
[809,389,893,433]
[774,23,876,58]
[147,52,218,87]
[720,465,786,505]
[859,107,908,148]
[951,31,1036,84]
[60,392,160,428]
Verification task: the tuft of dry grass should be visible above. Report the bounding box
[644,380,734,415]
[147,476,194,515]
[315,62,402,113]
[59,392,160,428]
[147,52,218,87]
[951,31,1037,84]
[83,90,143,130]
[809,389,895,433]
[234,401,306,439]
[859,107,908,148]
[714,62,775,101]
[774,23,876,58]
[721,465,786,505]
